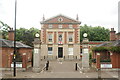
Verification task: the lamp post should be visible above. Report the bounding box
[13,0,17,77]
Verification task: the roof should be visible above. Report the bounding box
[0,39,32,48]
[89,41,104,45]
[116,32,120,35]
[40,14,81,24]
[96,40,120,47]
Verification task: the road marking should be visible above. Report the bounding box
[113,76,118,78]
[86,76,88,78]
[79,71,82,73]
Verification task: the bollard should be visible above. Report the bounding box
[46,62,48,70]
[98,68,101,79]
[44,56,45,59]
[76,56,77,59]
[75,63,77,71]
[47,60,49,67]
[64,56,65,59]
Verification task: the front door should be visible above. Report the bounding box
[58,47,63,58]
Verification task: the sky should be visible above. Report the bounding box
[0,0,119,32]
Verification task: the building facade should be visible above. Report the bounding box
[0,29,33,70]
[40,14,81,60]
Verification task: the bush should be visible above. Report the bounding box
[109,46,120,53]
[92,47,108,52]
[91,58,96,63]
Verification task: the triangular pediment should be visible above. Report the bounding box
[41,14,81,24]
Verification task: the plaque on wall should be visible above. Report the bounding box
[34,49,39,53]
[83,48,89,53]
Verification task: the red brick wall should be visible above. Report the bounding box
[1,47,14,68]
[8,31,14,41]
[110,31,116,41]
[93,51,120,69]
[42,24,79,44]
[1,47,32,68]
[43,24,78,29]
[111,52,120,68]
[64,32,67,44]
[54,32,56,43]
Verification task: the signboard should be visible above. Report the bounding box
[11,63,22,68]
[58,41,62,44]
[101,64,112,68]
[34,49,39,53]
[83,49,88,53]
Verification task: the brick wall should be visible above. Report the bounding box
[1,47,33,69]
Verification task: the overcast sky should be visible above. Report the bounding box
[0,0,119,32]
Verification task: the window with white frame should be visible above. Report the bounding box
[48,47,53,55]
[68,34,73,42]
[68,48,73,55]
[48,24,53,28]
[58,25,62,28]
[69,24,73,28]
[48,34,52,42]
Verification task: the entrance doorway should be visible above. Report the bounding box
[58,47,63,58]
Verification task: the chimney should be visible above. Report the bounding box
[8,28,14,41]
[76,14,79,21]
[43,14,45,21]
[110,28,116,41]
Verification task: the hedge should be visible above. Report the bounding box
[92,46,120,53]
[92,47,108,52]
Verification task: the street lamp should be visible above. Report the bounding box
[13,0,17,77]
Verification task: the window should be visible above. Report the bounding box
[69,24,73,28]
[68,34,73,42]
[48,24,53,28]
[48,34,52,42]
[68,48,73,55]
[58,34,62,41]
[58,18,63,22]
[48,47,53,55]
[58,34,62,44]
[58,25,62,28]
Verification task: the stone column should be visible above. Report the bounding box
[82,33,89,71]
[32,36,41,72]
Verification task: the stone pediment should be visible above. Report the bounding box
[41,14,81,24]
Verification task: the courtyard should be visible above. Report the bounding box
[1,60,119,79]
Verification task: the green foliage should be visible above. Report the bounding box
[80,24,110,42]
[92,47,108,52]
[1,21,39,47]
[0,21,11,39]
[16,27,39,47]
[109,46,120,53]
[91,58,96,63]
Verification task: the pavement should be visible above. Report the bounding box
[1,60,120,79]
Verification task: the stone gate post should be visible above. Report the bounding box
[82,33,89,71]
[32,33,41,72]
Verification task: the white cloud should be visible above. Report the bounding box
[0,0,119,32]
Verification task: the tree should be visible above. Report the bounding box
[80,24,110,41]
[0,21,11,39]
[16,27,39,47]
